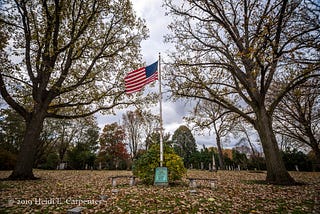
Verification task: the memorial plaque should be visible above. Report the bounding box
[154,167,168,186]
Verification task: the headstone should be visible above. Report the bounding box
[189,189,197,194]
[210,182,215,189]
[58,163,66,170]
[99,162,102,170]
[8,199,14,207]
[67,207,85,214]
[190,179,197,188]
[154,167,168,186]
[112,189,119,194]
[129,177,135,186]
[111,178,117,187]
[99,195,108,200]
[212,154,216,171]
[115,162,119,170]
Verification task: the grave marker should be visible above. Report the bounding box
[154,167,168,186]
[67,207,85,214]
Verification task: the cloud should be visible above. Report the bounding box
[196,134,216,148]
[97,1,217,147]
[132,0,171,63]
[99,1,180,130]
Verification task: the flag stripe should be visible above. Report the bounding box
[126,83,147,93]
[125,67,146,93]
[145,72,158,84]
[125,70,146,92]
[126,77,146,88]
[125,61,158,94]
[126,81,146,90]
[125,73,146,85]
[124,67,145,80]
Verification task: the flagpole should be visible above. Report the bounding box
[159,52,164,167]
[154,53,168,186]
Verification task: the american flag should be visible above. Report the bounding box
[125,61,158,94]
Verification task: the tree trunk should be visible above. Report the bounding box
[311,145,320,171]
[307,130,320,171]
[244,130,256,157]
[216,135,225,170]
[255,108,296,185]
[8,113,45,180]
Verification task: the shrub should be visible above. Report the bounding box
[281,149,313,171]
[38,153,59,169]
[133,144,186,185]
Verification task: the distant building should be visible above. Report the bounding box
[208,146,264,160]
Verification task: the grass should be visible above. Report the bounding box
[0,170,319,213]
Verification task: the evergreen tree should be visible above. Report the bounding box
[172,125,197,167]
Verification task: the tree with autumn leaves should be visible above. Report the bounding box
[0,0,147,179]
[164,0,319,185]
[97,123,130,170]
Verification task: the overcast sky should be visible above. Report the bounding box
[97,0,217,148]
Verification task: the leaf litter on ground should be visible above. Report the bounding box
[0,170,319,213]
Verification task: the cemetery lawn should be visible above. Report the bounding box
[0,170,319,213]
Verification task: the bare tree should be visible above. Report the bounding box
[35,116,99,168]
[142,111,160,151]
[185,100,237,169]
[0,0,147,179]
[123,109,160,158]
[164,0,319,184]
[275,77,320,170]
[233,121,261,157]
[45,116,98,165]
